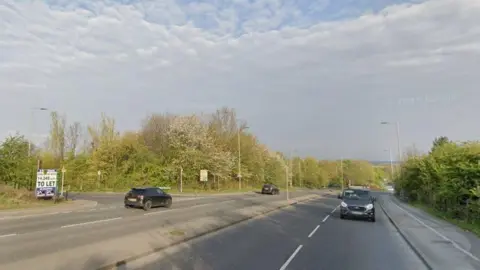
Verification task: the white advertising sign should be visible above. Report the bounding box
[36,169,58,197]
[200,170,208,182]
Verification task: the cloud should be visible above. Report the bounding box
[0,0,479,160]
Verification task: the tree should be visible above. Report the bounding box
[397,137,480,226]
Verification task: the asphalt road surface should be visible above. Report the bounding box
[0,191,314,236]
[129,194,428,270]
[0,190,321,267]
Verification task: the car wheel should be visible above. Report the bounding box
[371,216,376,222]
[124,204,130,208]
[143,200,152,211]
[164,198,172,208]
[340,214,345,219]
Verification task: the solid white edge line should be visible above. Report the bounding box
[392,200,480,262]
[61,217,122,228]
[279,245,303,270]
[308,225,320,238]
[0,233,17,238]
[322,215,330,223]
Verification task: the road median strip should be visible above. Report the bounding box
[0,194,319,270]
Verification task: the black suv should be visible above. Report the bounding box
[338,188,376,222]
[261,184,280,195]
[124,187,172,211]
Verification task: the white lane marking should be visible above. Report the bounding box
[279,245,303,270]
[0,211,61,220]
[322,215,330,223]
[392,200,480,263]
[331,205,339,213]
[308,225,320,238]
[0,233,17,238]
[61,217,122,228]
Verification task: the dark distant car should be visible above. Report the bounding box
[261,184,280,195]
[124,187,172,211]
[338,188,376,222]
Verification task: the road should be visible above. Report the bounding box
[3,190,477,270]
[0,191,313,236]
[0,190,320,268]
[126,193,428,270]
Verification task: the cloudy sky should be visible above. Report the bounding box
[1,0,479,160]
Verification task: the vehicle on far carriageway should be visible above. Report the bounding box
[261,183,280,195]
[124,187,172,211]
[337,188,376,222]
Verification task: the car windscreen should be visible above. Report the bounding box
[343,189,370,199]
[263,184,272,188]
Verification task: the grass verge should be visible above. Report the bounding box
[0,184,70,210]
[410,202,480,237]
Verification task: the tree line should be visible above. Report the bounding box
[396,136,480,227]
[0,107,390,193]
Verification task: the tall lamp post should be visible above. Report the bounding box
[380,121,402,163]
[29,107,49,157]
[237,123,248,190]
[384,148,394,180]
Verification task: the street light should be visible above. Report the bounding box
[380,121,402,163]
[384,148,394,180]
[29,107,49,156]
[237,123,248,190]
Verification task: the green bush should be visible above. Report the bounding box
[396,137,480,225]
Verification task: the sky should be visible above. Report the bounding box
[1,0,479,161]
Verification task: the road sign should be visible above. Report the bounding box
[200,170,208,182]
[36,169,58,198]
[97,170,101,176]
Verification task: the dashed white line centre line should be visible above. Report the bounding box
[0,233,17,238]
[308,225,320,238]
[279,245,303,270]
[61,217,122,228]
[331,205,339,213]
[322,215,330,223]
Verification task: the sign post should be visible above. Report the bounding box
[61,167,66,196]
[35,169,58,198]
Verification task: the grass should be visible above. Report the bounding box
[410,201,480,237]
[0,184,70,210]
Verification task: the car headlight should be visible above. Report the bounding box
[340,202,348,208]
[365,204,373,210]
